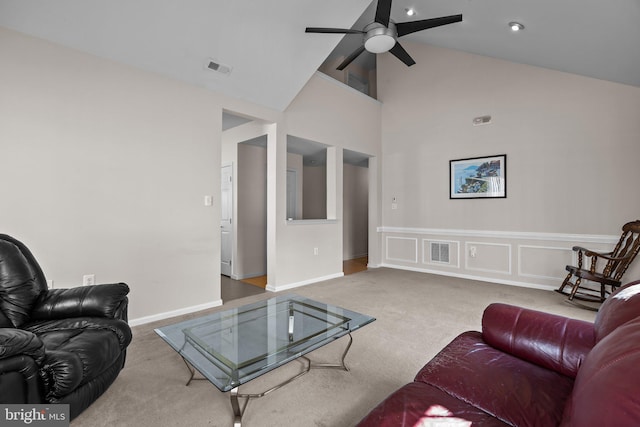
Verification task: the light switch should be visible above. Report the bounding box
[204,195,213,206]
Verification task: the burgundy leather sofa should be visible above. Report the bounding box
[0,234,132,419]
[358,280,640,426]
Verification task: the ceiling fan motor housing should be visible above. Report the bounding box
[364,21,397,53]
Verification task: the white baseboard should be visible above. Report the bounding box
[379,262,556,292]
[129,299,223,327]
[266,272,345,292]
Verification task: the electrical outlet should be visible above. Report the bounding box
[313,247,319,255]
[469,246,477,258]
[82,274,95,286]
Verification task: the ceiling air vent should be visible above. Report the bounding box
[472,115,492,126]
[206,59,232,75]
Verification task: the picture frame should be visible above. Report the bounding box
[450,154,507,199]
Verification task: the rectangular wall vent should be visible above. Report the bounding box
[431,242,450,264]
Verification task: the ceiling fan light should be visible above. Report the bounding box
[365,34,396,53]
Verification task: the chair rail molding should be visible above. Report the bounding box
[377,227,619,244]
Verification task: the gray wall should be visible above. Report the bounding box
[1,27,382,323]
[0,27,223,321]
[377,42,640,287]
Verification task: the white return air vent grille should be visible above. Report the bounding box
[430,242,450,264]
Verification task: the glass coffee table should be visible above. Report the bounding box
[155,293,375,426]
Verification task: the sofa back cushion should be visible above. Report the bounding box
[594,280,640,342]
[482,303,595,378]
[0,236,47,327]
[561,317,640,426]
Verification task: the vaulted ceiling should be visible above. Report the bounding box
[1,0,638,112]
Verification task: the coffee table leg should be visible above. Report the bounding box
[230,387,244,427]
[308,333,353,371]
[226,333,354,425]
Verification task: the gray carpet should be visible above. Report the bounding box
[71,268,596,427]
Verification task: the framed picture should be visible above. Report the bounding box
[450,154,506,199]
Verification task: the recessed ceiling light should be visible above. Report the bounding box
[405,8,415,16]
[509,21,525,32]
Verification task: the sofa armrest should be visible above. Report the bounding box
[0,355,44,403]
[482,303,595,378]
[30,283,130,321]
[0,328,45,403]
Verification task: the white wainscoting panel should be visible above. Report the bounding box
[465,241,512,275]
[377,227,621,290]
[518,245,573,281]
[385,236,418,263]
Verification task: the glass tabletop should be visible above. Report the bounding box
[154,294,375,392]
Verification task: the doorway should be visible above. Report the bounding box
[221,111,268,300]
[343,149,370,275]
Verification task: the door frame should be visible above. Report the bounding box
[220,162,233,277]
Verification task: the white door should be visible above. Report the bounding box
[221,164,233,276]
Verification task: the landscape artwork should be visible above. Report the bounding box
[450,155,506,199]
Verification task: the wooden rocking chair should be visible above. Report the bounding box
[556,220,640,310]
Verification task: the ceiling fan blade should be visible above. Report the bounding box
[305,27,364,34]
[337,45,367,70]
[396,14,463,37]
[389,42,416,67]
[374,0,393,27]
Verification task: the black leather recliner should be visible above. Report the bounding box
[0,234,132,420]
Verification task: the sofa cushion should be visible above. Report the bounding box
[0,329,45,365]
[594,280,640,342]
[415,331,574,427]
[560,317,640,426]
[482,303,594,378]
[23,317,132,400]
[0,240,45,327]
[357,381,509,427]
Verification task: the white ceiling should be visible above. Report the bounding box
[1,0,639,112]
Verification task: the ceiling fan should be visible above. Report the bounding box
[306,0,462,70]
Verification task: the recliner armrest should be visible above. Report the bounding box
[482,303,595,378]
[0,355,44,403]
[30,283,130,321]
